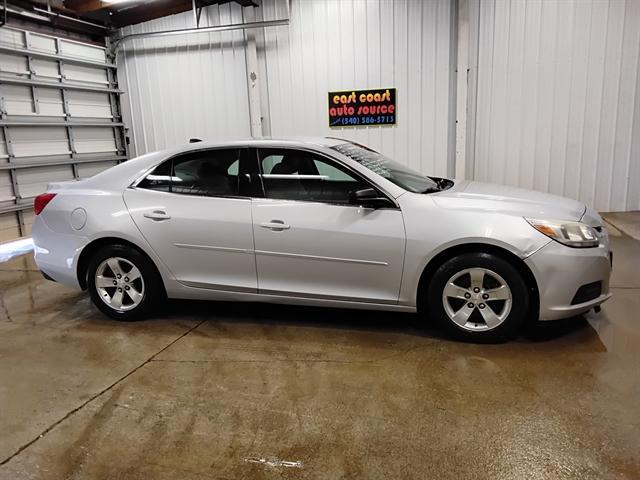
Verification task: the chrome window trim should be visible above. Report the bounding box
[253,145,401,210]
[248,196,400,211]
[126,186,253,202]
[129,146,248,189]
[129,144,401,210]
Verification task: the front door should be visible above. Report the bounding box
[124,147,257,292]
[251,148,406,303]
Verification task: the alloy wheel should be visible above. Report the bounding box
[94,257,145,312]
[442,267,512,332]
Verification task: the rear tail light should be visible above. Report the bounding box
[34,193,57,215]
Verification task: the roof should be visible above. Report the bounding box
[181,136,350,149]
[76,136,352,191]
[63,135,407,199]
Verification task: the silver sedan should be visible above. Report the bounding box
[32,137,612,341]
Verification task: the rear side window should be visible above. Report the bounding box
[138,159,172,192]
[137,149,243,197]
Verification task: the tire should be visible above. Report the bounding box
[86,244,165,321]
[425,252,529,343]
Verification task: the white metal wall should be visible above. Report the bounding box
[471,0,640,212]
[117,0,456,177]
[255,0,456,177]
[117,2,252,157]
[116,0,640,212]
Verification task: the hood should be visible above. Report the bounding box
[431,180,586,221]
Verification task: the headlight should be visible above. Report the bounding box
[525,218,599,248]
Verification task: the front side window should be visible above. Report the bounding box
[137,148,243,197]
[258,148,368,204]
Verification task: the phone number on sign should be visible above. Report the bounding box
[331,115,395,126]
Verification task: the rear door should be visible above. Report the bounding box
[250,148,406,303]
[124,148,257,292]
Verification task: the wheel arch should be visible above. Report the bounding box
[77,236,165,294]
[416,242,540,322]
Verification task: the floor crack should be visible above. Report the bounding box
[150,345,422,365]
[0,319,206,466]
[150,358,359,364]
[0,268,39,273]
[0,292,13,322]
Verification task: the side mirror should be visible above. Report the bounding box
[349,188,393,209]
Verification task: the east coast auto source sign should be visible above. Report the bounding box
[328,87,396,127]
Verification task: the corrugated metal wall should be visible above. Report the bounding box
[0,26,126,242]
[117,2,252,157]
[117,0,456,177]
[116,0,639,212]
[471,0,640,212]
[255,0,456,177]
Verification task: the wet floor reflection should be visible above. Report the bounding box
[1,232,639,479]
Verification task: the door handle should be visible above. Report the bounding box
[143,210,171,221]
[260,220,290,231]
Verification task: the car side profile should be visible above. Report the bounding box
[32,137,612,341]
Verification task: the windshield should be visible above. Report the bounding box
[331,142,441,193]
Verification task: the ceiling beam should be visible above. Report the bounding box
[104,0,257,28]
[109,0,196,27]
[63,0,107,13]
[7,0,260,30]
[233,0,258,6]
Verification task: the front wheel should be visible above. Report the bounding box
[425,252,529,342]
[87,244,164,321]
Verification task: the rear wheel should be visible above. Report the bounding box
[87,244,164,320]
[425,252,529,342]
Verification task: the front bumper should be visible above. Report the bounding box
[525,240,612,321]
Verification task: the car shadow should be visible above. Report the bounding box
[521,315,592,341]
[162,298,594,344]
[165,298,421,333]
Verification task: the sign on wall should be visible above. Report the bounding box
[328,88,396,127]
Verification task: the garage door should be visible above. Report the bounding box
[0,26,127,242]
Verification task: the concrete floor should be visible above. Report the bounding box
[0,215,639,479]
